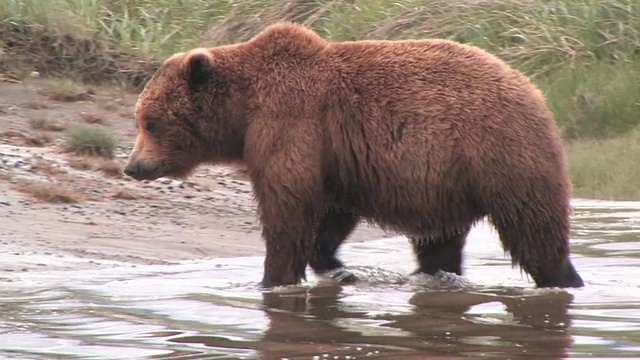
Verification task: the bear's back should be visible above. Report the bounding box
[315,37,563,228]
[243,24,565,234]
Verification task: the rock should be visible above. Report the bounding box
[511,34,526,44]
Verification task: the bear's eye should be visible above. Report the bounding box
[145,121,158,133]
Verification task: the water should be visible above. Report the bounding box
[1,199,640,359]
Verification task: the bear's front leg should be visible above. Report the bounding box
[251,161,323,288]
[260,207,319,288]
[245,121,325,288]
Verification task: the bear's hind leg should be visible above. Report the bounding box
[309,209,359,282]
[410,226,471,276]
[489,199,584,289]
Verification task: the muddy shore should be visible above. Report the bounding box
[0,79,391,274]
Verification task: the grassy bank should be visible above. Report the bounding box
[567,129,640,200]
[1,0,639,199]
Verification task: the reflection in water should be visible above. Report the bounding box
[254,286,574,359]
[1,199,640,359]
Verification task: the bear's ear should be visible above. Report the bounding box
[184,49,215,90]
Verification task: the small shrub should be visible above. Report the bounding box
[97,159,124,177]
[66,124,118,158]
[0,129,52,147]
[40,78,90,102]
[96,98,121,112]
[36,132,54,145]
[15,181,83,203]
[67,156,93,170]
[22,101,51,109]
[30,159,67,175]
[81,112,107,124]
[111,189,150,200]
[66,155,123,177]
[29,116,69,131]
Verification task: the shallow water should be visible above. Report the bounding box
[1,199,640,359]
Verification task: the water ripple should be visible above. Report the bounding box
[1,199,639,359]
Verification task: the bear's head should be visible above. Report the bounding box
[123,48,245,181]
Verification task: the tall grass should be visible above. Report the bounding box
[2,0,638,138]
[540,62,640,139]
[0,0,234,58]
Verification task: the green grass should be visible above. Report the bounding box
[0,0,234,59]
[2,0,638,138]
[2,0,640,199]
[66,124,118,158]
[567,129,640,200]
[546,63,640,139]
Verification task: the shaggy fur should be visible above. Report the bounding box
[123,23,584,289]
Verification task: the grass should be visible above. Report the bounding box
[541,63,640,139]
[96,98,120,112]
[1,0,639,199]
[66,124,118,158]
[15,180,83,203]
[38,78,93,102]
[0,0,234,60]
[566,130,640,200]
[67,157,93,171]
[111,189,152,200]
[68,156,124,177]
[80,112,107,124]
[21,100,51,109]
[29,159,67,175]
[67,156,123,178]
[96,159,123,177]
[29,116,69,132]
[0,129,53,147]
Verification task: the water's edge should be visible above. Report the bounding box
[1,199,639,359]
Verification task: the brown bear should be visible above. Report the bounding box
[123,22,584,289]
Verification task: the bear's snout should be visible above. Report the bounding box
[123,161,162,181]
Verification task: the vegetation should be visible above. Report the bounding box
[66,124,118,158]
[29,116,69,132]
[15,180,83,203]
[111,189,153,200]
[1,0,639,199]
[29,159,68,176]
[68,156,125,178]
[567,129,640,200]
[38,77,93,102]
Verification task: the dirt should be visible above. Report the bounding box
[0,77,392,274]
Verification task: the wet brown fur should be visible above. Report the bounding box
[124,22,584,289]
